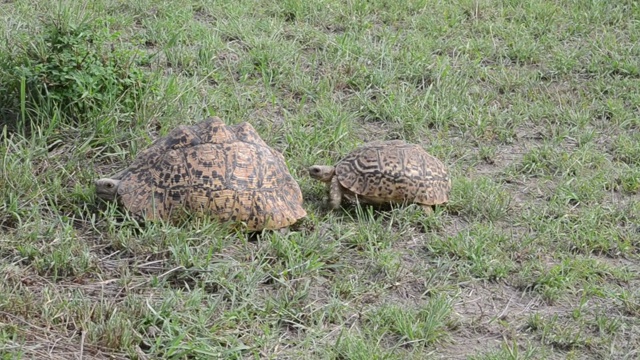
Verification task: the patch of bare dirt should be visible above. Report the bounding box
[0,312,130,360]
[356,121,396,143]
[193,6,216,25]
[0,264,147,359]
[436,282,555,359]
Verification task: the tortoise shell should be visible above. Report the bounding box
[335,140,450,206]
[95,117,306,230]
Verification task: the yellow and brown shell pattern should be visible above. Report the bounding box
[104,117,306,230]
[335,140,451,206]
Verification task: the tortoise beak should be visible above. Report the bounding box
[95,178,121,202]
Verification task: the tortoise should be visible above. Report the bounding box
[95,117,307,231]
[308,140,451,213]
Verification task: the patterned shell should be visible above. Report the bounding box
[112,117,306,230]
[335,140,451,205]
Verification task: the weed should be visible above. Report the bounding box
[448,177,512,222]
[1,12,152,132]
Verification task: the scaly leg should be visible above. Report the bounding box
[328,176,343,209]
[421,204,434,215]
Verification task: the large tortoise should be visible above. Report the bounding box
[308,140,451,213]
[95,117,307,230]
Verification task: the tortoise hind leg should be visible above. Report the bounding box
[328,176,343,209]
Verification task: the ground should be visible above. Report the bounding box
[1,0,640,359]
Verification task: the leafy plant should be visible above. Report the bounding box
[1,18,153,130]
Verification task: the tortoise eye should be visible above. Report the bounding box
[106,183,114,188]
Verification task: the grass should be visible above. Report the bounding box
[1,0,640,358]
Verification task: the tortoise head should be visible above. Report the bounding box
[95,178,122,202]
[307,165,335,183]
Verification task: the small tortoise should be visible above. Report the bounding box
[308,140,451,213]
[95,117,307,230]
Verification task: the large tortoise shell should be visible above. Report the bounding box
[108,117,306,230]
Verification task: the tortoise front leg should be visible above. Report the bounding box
[420,204,434,215]
[328,176,343,209]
